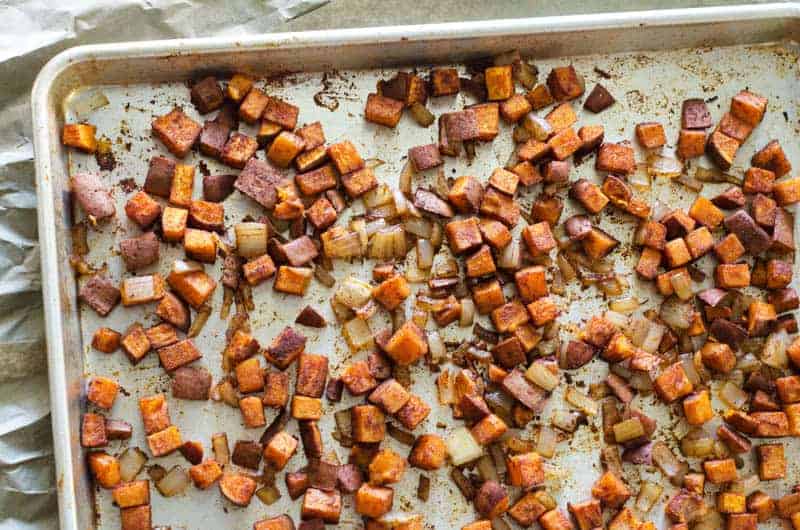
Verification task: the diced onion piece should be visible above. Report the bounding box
[477,455,499,482]
[565,387,598,416]
[393,189,409,217]
[628,166,651,190]
[525,362,559,391]
[652,441,688,485]
[334,409,353,440]
[537,425,557,458]
[556,253,577,282]
[405,252,429,283]
[459,298,475,327]
[635,481,663,513]
[608,296,640,314]
[323,229,363,259]
[171,259,204,275]
[213,379,239,407]
[692,510,724,530]
[342,318,374,351]
[363,183,394,208]
[255,484,281,505]
[641,322,666,353]
[155,466,190,497]
[119,447,147,482]
[681,430,715,458]
[614,418,645,443]
[446,427,483,465]
[335,276,373,310]
[212,433,229,465]
[660,297,693,330]
[313,263,336,288]
[368,202,398,220]
[491,517,512,530]
[604,310,628,329]
[497,241,521,270]
[409,102,435,127]
[719,381,749,409]
[629,316,650,346]
[670,270,694,301]
[416,239,434,270]
[521,113,553,141]
[369,225,406,259]
[234,223,268,258]
[432,255,459,278]
[729,474,761,496]
[399,161,414,196]
[515,61,538,90]
[761,329,789,369]
[351,218,368,251]
[403,217,433,239]
[430,222,443,248]
[188,304,211,338]
[646,154,684,178]
[428,331,446,363]
[680,354,701,387]
[436,371,456,405]
[551,409,582,433]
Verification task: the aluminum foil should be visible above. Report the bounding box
[0,1,327,527]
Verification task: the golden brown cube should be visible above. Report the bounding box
[730,90,767,126]
[121,324,151,364]
[157,339,201,372]
[703,458,738,484]
[235,357,263,394]
[757,443,785,480]
[262,97,299,131]
[87,376,119,410]
[239,88,270,124]
[547,127,581,160]
[654,362,694,403]
[470,413,508,445]
[183,228,216,263]
[92,327,121,353]
[242,254,276,286]
[515,265,547,302]
[341,167,377,198]
[369,448,405,485]
[161,206,188,242]
[226,74,254,102]
[239,395,266,427]
[147,425,182,457]
[677,129,706,159]
[365,93,404,128]
[62,123,97,153]
[355,483,393,518]
[189,459,223,489]
[774,176,800,206]
[274,265,312,295]
[263,430,298,470]
[635,121,667,148]
[664,238,692,268]
[591,470,631,508]
[368,378,410,414]
[717,111,753,142]
[219,472,257,506]
[547,65,584,101]
[635,247,661,279]
[352,404,386,443]
[125,191,161,228]
[262,371,289,408]
[522,221,556,257]
[291,395,322,421]
[596,142,635,174]
[499,94,532,123]
[430,68,460,96]
[491,301,530,333]
[507,452,544,488]
[685,226,714,259]
[526,83,554,110]
[689,196,724,229]
[744,167,775,194]
[372,275,410,311]
[267,131,305,168]
[445,217,483,255]
[472,280,505,315]
[716,263,751,289]
[112,480,150,508]
[683,390,713,425]
[395,393,430,430]
[384,321,427,366]
[707,131,740,171]
[753,140,792,178]
[545,102,577,133]
[408,434,447,470]
[527,297,559,327]
[485,65,514,101]
[327,140,364,174]
[714,234,745,264]
[152,108,202,158]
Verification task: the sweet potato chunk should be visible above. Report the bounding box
[87,376,119,410]
[125,191,161,229]
[753,139,792,178]
[263,430,298,470]
[635,122,666,148]
[219,472,257,506]
[62,123,97,153]
[707,130,740,171]
[596,142,635,174]
[507,452,544,488]
[158,339,201,372]
[395,394,430,430]
[81,413,107,448]
[583,83,614,113]
[547,65,584,101]
[474,480,510,518]
[352,405,385,443]
[147,425,182,457]
[368,378,410,414]
[274,266,312,295]
[92,327,121,353]
[262,371,290,408]
[500,94,532,123]
[365,93,404,128]
[355,483,393,518]
[703,458,738,484]
[239,88,270,124]
[730,90,767,126]
[384,321,427,366]
[121,324,150,364]
[152,108,201,158]
[547,127,581,160]
[682,99,712,129]
[592,470,631,508]
[654,362,694,403]
[677,129,706,159]
[408,434,447,470]
[485,66,514,101]
[291,396,322,421]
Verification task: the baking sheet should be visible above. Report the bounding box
[32,5,800,529]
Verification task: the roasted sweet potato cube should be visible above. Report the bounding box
[226,74,253,102]
[239,396,266,427]
[752,194,778,229]
[488,168,519,196]
[238,88,269,124]
[464,245,495,278]
[684,226,713,259]
[120,274,165,307]
[756,443,785,480]
[507,451,544,488]
[777,375,800,404]
[341,360,378,396]
[766,259,792,289]
[526,83,554,110]
[368,378,410,414]
[491,301,529,333]
[120,505,150,530]
[407,144,442,173]
[274,266,312,295]
[775,176,800,206]
[731,90,767,126]
[254,516,295,530]
[602,332,637,363]
[182,228,216,264]
[478,218,511,250]
[716,112,753,144]
[112,479,150,509]
[635,247,661,279]
[683,390,713,425]
[499,94,532,123]
[260,97,298,132]
[445,217,482,254]
[472,280,505,315]
[446,176,482,214]
[787,403,800,434]
[538,508,572,530]
[147,425,182,456]
[596,142,635,174]
[636,122,667,148]
[634,220,667,250]
[522,221,556,257]
[527,297,559,327]
[703,458,737,484]
[469,102,500,141]
[221,329,258,366]
[700,341,736,373]
[296,353,328,398]
[592,470,630,508]
[515,265,547,303]
[480,187,520,226]
[241,254,276,286]
[262,371,289,408]
[351,405,385,443]
[306,197,337,230]
[506,493,547,526]
[372,275,410,311]
[158,339,201,372]
[219,472,257,507]
[707,131,740,170]
[682,98,712,129]
[581,228,619,260]
[159,206,187,242]
[714,234,745,264]
[355,483,393,518]
[341,167,377,198]
[547,127,581,160]
[291,396,322,421]
[517,139,551,162]
[199,120,230,158]
[654,362,694,403]
[753,140,792,178]
[547,65,584,101]
[368,448,405,485]
[747,491,774,522]
[139,393,170,435]
[742,168,775,196]
[583,83,614,113]
[472,480,509,519]
[265,326,305,369]
[470,413,508,445]
[62,123,97,153]
[396,394,430,430]
[365,93,404,128]
[570,178,609,214]
[87,376,119,410]
[688,196,724,229]
[715,262,751,288]
[166,163,194,208]
[267,131,305,168]
[510,161,542,187]
[568,499,602,530]
[263,430,298,470]
[81,413,107,448]
[234,357,263,394]
[125,191,161,228]
[121,324,151,364]
[384,321,427,366]
[152,108,201,158]
[87,451,121,489]
[430,68,460,96]
[747,300,776,336]
[92,327,121,353]
[325,143,363,179]
[408,434,447,470]
[713,185,746,209]
[485,65,513,101]
[301,488,342,524]
[545,102,577,133]
[677,129,706,159]
[218,131,258,169]
[663,238,691,268]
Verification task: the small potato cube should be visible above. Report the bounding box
[547,65,584,101]
[183,228,216,263]
[62,123,97,153]
[470,413,508,445]
[465,245,496,278]
[591,470,631,508]
[526,83,554,110]
[757,443,785,480]
[478,219,511,250]
[700,341,736,373]
[125,191,161,228]
[189,460,223,489]
[480,187,520,226]
[491,301,530,333]
[515,265,547,302]
[539,509,574,530]
[446,218,483,255]
[372,275,410,311]
[635,247,661,280]
[384,321,427,366]
[112,480,150,509]
[395,394,430,430]
[92,327,121,353]
[121,324,151,364]
[119,505,151,530]
[262,371,289,408]
[242,254,276,286]
[327,140,364,174]
[88,451,120,489]
[220,132,258,169]
[291,396,322,421]
[157,339,201,372]
[522,221,556,257]
[301,488,342,524]
[583,83,615,113]
[677,129,706,159]
[635,122,666,148]
[368,378,410,414]
[188,200,224,233]
[578,124,604,153]
[685,226,714,259]
[470,103,500,141]
[547,127,581,160]
[472,280,505,315]
[716,263,751,289]
[714,234,745,264]
[747,491,774,522]
[352,405,385,443]
[161,206,188,242]
[596,142,635,174]
[296,353,328,398]
[238,88,269,124]
[341,360,378,396]
[355,483,393,518]
[517,139,552,162]
[488,168,519,196]
[263,431,298,470]
[752,193,777,227]
[152,108,202,158]
[568,499,602,530]
[730,90,768,126]
[707,131,740,171]
[689,196,724,229]
[744,167,775,195]
[219,472,257,507]
[369,448,405,485]
[635,220,667,250]
[510,160,542,187]
[753,140,792,178]
[448,176,484,213]
[683,390,713,425]
[239,395,266,427]
[663,238,691,268]
[274,266,312,295]
[265,326,306,369]
[485,66,514,101]
[147,425,182,456]
[527,297,559,327]
[777,375,800,404]
[167,163,194,208]
[365,93,404,128]
[570,178,609,214]
[267,131,305,168]
[431,68,460,96]
[226,74,254,102]
[767,259,792,289]
[139,393,170,435]
[775,176,800,206]
[507,452,544,488]
[703,458,738,484]
[718,111,753,142]
[341,167,377,198]
[753,411,789,437]
[500,94,532,123]
[87,376,119,410]
[654,362,694,403]
[306,197,337,230]
[120,274,165,307]
[262,97,299,131]
[602,332,637,362]
[545,102,577,133]
[508,493,548,526]
[408,434,447,470]
[235,357,263,394]
[81,413,107,448]
[408,143,443,172]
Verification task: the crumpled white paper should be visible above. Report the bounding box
[0,1,327,527]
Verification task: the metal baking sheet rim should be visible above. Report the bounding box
[30,4,800,529]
